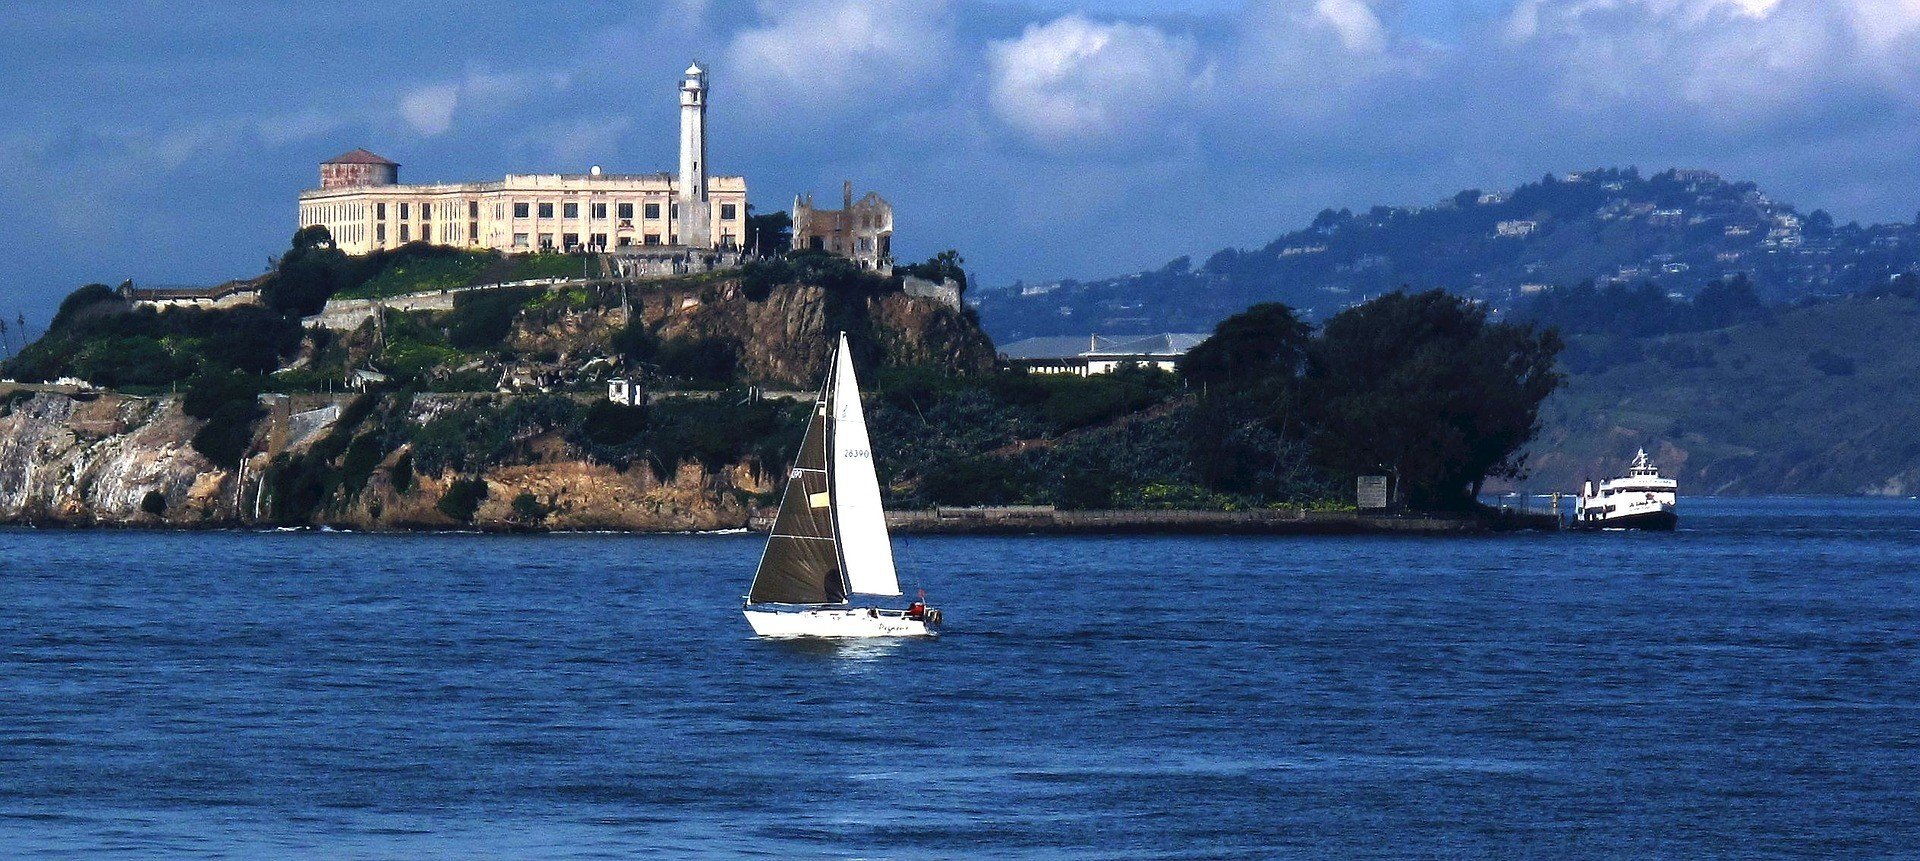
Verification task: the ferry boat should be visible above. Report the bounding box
[1575,448,1678,531]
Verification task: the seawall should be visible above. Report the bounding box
[879,506,1553,535]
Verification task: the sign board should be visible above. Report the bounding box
[1357,475,1390,510]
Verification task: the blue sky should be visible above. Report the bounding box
[6,0,1920,331]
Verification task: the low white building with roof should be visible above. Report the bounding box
[998,333,1210,376]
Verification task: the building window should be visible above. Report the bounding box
[539,233,554,250]
[376,224,386,243]
[721,203,737,220]
[671,203,679,219]
[422,223,432,242]
[592,203,607,219]
[563,232,580,250]
[468,201,479,219]
[514,202,530,218]
[644,233,660,246]
[618,203,633,219]
[590,233,607,249]
[469,222,479,242]
[644,203,660,219]
[538,202,554,218]
[617,236,632,247]
[858,237,872,251]
[376,202,387,220]
[563,202,579,219]
[399,203,410,220]
[513,233,529,248]
[400,224,411,242]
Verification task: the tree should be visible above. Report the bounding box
[264,225,352,316]
[1179,303,1321,499]
[904,250,969,294]
[1178,303,1311,389]
[1305,290,1563,510]
[745,208,792,256]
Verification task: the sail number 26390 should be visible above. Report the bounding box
[841,448,871,459]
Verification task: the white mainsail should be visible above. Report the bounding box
[829,334,901,597]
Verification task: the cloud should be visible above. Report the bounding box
[511,115,637,166]
[400,84,461,136]
[1312,0,1387,53]
[398,68,572,136]
[985,14,1210,151]
[724,0,956,116]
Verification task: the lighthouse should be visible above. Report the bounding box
[677,62,712,248]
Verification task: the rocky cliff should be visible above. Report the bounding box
[0,391,236,526]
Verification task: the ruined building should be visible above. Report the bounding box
[792,182,893,271]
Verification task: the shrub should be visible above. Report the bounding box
[916,456,1034,507]
[641,397,804,480]
[339,431,384,497]
[437,478,489,522]
[509,492,551,525]
[0,390,33,417]
[410,395,580,475]
[183,372,267,468]
[654,336,739,387]
[611,318,660,362]
[390,451,414,494]
[445,287,540,350]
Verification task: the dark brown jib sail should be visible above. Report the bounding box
[746,378,848,605]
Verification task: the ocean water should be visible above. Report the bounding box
[2,498,1918,859]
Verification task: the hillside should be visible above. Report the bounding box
[1508,293,1920,496]
[975,167,1920,341]
[0,244,1001,531]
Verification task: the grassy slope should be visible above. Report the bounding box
[1516,295,1920,495]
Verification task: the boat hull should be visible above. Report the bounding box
[1574,507,1677,531]
[744,606,935,638]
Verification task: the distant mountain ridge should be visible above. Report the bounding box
[975,167,1920,342]
[1508,291,1920,497]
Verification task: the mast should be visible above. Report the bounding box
[822,339,852,599]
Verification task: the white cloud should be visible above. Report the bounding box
[255,110,350,146]
[985,14,1209,150]
[725,0,955,115]
[398,68,572,137]
[400,84,460,136]
[514,115,637,166]
[1313,0,1386,53]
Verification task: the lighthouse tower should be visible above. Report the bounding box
[677,62,712,248]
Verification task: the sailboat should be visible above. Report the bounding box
[743,333,942,638]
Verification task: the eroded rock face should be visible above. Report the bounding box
[335,456,771,533]
[520,276,996,388]
[0,391,772,531]
[0,392,234,526]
